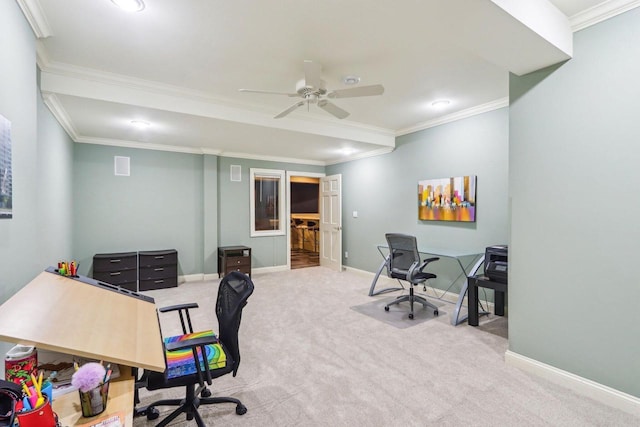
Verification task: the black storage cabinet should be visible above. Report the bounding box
[93,252,138,292]
[138,249,178,291]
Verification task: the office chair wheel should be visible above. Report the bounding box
[201,387,212,397]
[408,313,414,319]
[434,310,439,316]
[236,403,248,415]
[384,306,389,311]
[146,406,160,420]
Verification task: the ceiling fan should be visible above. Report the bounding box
[239,60,384,119]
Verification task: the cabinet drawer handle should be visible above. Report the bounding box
[110,259,121,263]
[154,268,164,271]
[154,256,164,259]
[110,272,121,276]
[154,280,164,284]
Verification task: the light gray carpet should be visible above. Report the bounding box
[134,267,639,426]
[350,295,445,328]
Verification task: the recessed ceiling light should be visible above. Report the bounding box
[340,148,355,156]
[343,76,360,85]
[431,99,451,109]
[131,120,150,129]
[111,0,145,12]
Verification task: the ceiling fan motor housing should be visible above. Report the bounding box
[296,78,327,102]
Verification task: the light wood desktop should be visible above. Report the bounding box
[0,270,165,426]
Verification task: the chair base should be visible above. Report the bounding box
[135,384,247,427]
[385,287,439,319]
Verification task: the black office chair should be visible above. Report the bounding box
[383,233,440,319]
[135,271,254,426]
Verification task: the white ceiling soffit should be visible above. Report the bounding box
[447,0,572,76]
[21,0,637,165]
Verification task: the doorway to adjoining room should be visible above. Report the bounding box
[290,176,320,269]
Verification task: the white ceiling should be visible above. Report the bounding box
[18,0,631,165]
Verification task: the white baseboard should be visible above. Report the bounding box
[179,273,204,283]
[202,273,219,281]
[252,265,289,275]
[505,350,640,417]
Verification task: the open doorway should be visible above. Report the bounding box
[289,175,320,269]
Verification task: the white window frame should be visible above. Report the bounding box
[250,168,286,237]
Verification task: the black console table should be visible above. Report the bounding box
[467,275,507,326]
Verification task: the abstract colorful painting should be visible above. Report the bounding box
[418,176,476,222]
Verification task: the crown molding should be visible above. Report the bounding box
[218,151,326,166]
[75,136,212,155]
[324,146,395,166]
[35,41,51,69]
[395,97,509,137]
[41,93,79,140]
[15,0,52,38]
[570,0,640,32]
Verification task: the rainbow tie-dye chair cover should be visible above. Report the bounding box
[163,330,227,379]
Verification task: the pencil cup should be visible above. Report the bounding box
[16,395,56,427]
[78,381,110,417]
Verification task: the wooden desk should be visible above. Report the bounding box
[0,270,165,426]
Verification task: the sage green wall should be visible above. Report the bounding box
[73,145,205,277]
[509,9,640,397]
[217,156,323,268]
[0,2,74,366]
[203,155,218,275]
[0,1,40,300]
[37,80,74,269]
[327,108,509,291]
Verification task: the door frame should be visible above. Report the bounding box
[286,171,325,270]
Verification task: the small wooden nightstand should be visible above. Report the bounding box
[218,246,251,278]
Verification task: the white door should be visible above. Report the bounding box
[320,174,342,271]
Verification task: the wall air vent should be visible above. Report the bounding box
[114,156,130,176]
[230,165,241,182]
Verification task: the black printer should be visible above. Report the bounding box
[485,245,508,283]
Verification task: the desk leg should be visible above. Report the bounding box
[451,256,485,326]
[468,281,479,326]
[495,290,505,316]
[368,256,403,296]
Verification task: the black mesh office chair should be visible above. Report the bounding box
[135,272,254,426]
[383,233,440,319]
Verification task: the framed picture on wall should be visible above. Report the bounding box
[418,175,476,222]
[0,114,12,219]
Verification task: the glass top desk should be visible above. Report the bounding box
[369,245,485,326]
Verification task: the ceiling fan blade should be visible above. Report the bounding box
[327,84,385,99]
[239,89,299,97]
[303,60,322,89]
[317,100,350,119]
[274,101,305,119]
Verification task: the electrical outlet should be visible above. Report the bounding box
[345,251,349,258]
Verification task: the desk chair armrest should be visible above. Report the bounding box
[418,256,439,272]
[408,257,440,280]
[165,334,218,352]
[159,303,200,334]
[159,302,199,313]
